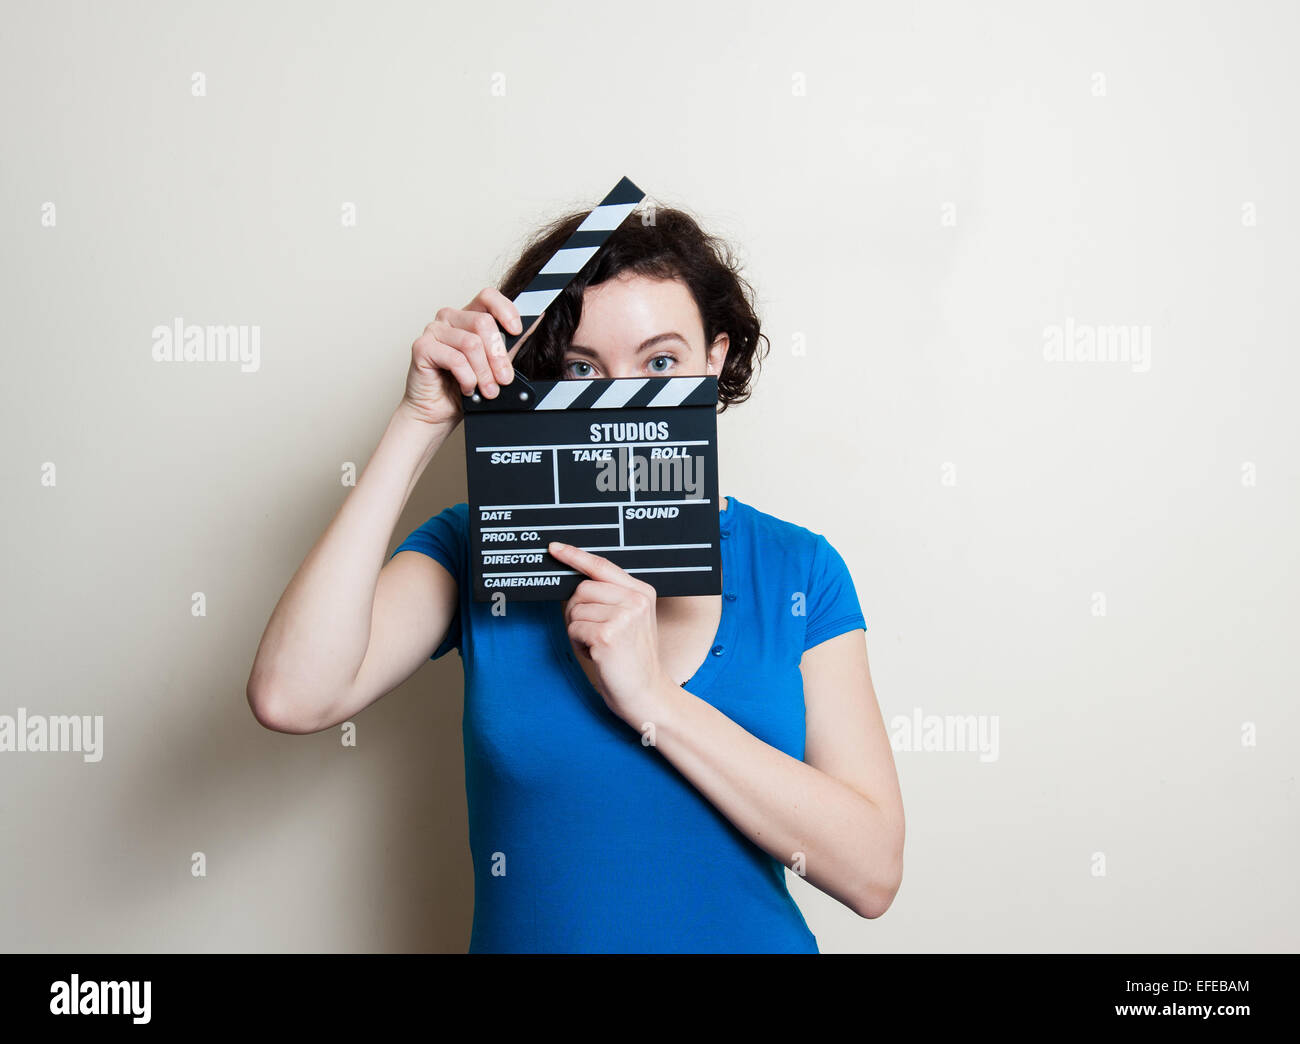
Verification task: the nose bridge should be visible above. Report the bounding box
[571,342,640,379]
[602,346,640,380]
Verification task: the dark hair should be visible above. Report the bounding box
[497,202,768,411]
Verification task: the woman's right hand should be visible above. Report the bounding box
[401,286,527,427]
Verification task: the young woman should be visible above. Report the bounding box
[246,203,905,953]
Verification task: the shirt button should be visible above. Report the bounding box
[724,592,737,601]
[711,644,724,656]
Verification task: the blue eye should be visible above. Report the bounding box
[648,355,674,373]
[566,360,595,378]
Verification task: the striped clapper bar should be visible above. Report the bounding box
[486,175,647,357]
[462,374,722,601]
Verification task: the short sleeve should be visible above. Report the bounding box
[389,502,468,660]
[802,533,867,652]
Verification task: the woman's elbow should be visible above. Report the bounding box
[855,856,903,919]
[247,675,315,734]
[854,819,905,919]
[856,868,902,919]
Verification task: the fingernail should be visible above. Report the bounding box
[484,381,498,396]
[549,541,564,551]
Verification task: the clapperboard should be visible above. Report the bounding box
[462,176,722,602]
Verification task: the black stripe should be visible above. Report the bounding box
[568,379,613,409]
[602,176,645,206]
[679,378,719,406]
[562,229,624,250]
[624,380,666,408]
[522,272,583,292]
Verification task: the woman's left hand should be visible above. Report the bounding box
[548,541,678,729]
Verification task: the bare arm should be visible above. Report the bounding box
[245,288,527,733]
[246,404,455,733]
[649,631,905,918]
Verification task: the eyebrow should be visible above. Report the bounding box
[566,332,689,357]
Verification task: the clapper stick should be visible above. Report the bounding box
[468,175,646,408]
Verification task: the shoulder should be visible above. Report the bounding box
[416,502,469,533]
[730,497,835,564]
[731,497,861,602]
[391,502,470,567]
[734,498,866,645]
[730,497,865,646]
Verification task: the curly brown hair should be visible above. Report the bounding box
[497,202,768,411]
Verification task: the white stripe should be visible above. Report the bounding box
[647,376,705,407]
[513,287,563,316]
[478,497,711,508]
[577,202,638,231]
[476,440,707,451]
[481,524,617,532]
[539,246,600,274]
[483,566,713,578]
[484,570,580,577]
[482,543,711,552]
[626,566,714,574]
[535,381,590,410]
[592,379,648,408]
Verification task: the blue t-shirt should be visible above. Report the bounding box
[390,494,866,953]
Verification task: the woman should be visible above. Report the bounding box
[246,201,905,953]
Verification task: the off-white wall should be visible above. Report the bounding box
[3,0,1297,952]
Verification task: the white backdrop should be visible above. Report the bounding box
[2,0,1297,952]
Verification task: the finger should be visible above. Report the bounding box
[441,314,501,395]
[566,578,634,609]
[567,620,605,659]
[549,541,651,592]
[461,300,541,366]
[465,286,523,337]
[465,311,513,390]
[432,309,507,391]
[565,600,618,625]
[418,338,480,396]
[460,290,523,385]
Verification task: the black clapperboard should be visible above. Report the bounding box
[462,176,722,602]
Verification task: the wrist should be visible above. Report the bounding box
[393,398,457,441]
[628,674,692,735]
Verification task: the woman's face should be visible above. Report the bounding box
[561,273,729,381]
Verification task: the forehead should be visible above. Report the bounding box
[574,274,702,337]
